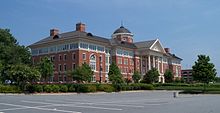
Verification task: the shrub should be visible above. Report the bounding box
[26,84,35,93]
[140,84,154,90]
[51,85,60,93]
[86,85,97,92]
[0,85,21,93]
[68,84,76,92]
[44,85,52,93]
[34,85,43,93]
[60,85,68,92]
[129,83,154,90]
[97,84,115,92]
[77,84,97,93]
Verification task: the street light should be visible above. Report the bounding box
[99,56,102,83]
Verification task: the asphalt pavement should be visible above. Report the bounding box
[0,91,219,113]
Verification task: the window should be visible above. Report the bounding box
[70,43,79,49]
[64,64,67,71]
[116,49,123,55]
[97,46,104,52]
[124,67,129,73]
[105,65,109,72]
[117,57,122,64]
[124,59,128,65]
[99,55,102,62]
[59,55,62,61]
[176,67,179,77]
[63,44,69,51]
[90,54,96,71]
[64,54,67,61]
[80,43,88,49]
[49,46,56,53]
[39,47,48,54]
[129,51,134,57]
[123,50,129,56]
[72,63,76,70]
[72,53,76,60]
[82,53,86,60]
[92,75,96,82]
[59,64,62,71]
[31,49,38,55]
[105,56,109,64]
[57,44,69,52]
[50,56,55,62]
[105,49,109,54]
[89,44,96,51]
[163,58,167,62]
[130,59,134,65]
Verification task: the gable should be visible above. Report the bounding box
[150,39,166,53]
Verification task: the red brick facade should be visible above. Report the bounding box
[29,22,182,83]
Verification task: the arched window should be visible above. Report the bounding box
[90,54,96,71]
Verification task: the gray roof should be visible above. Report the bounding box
[110,39,137,49]
[134,39,157,49]
[113,26,131,34]
[29,31,110,47]
[167,53,182,60]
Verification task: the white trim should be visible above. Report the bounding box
[111,33,134,37]
[149,39,166,53]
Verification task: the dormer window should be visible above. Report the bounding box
[53,35,59,39]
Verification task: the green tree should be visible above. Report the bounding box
[108,62,124,91]
[8,64,41,90]
[164,69,173,83]
[142,68,159,84]
[71,63,93,83]
[0,29,32,83]
[132,71,141,83]
[38,57,53,82]
[215,77,220,83]
[192,55,217,91]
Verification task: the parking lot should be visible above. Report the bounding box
[0,91,220,113]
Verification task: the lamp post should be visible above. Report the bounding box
[99,56,102,83]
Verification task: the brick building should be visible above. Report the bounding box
[181,69,193,83]
[29,22,182,83]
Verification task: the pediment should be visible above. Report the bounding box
[150,39,166,53]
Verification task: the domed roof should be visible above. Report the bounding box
[113,26,131,34]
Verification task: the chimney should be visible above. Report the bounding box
[50,29,59,36]
[76,22,85,32]
[164,48,170,53]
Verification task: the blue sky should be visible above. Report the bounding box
[1,0,220,74]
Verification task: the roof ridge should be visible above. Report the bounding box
[134,39,157,43]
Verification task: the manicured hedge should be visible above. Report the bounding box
[60,85,68,92]
[96,84,115,92]
[0,85,22,93]
[0,83,156,94]
[154,83,220,92]
[129,83,154,90]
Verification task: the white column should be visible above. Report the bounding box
[153,56,155,68]
[145,57,148,72]
[157,57,159,72]
[161,57,163,74]
[148,55,151,70]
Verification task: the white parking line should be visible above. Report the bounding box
[22,100,123,111]
[0,102,81,113]
[45,99,144,108]
[0,104,59,112]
